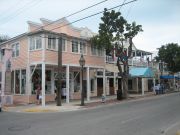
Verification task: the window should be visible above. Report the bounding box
[72,40,78,53]
[29,36,42,50]
[91,45,97,55]
[12,69,26,95]
[91,45,104,56]
[12,43,20,57]
[62,38,66,51]
[71,40,87,54]
[48,35,56,50]
[80,42,86,54]
[0,49,4,61]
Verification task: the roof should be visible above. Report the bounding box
[129,67,154,78]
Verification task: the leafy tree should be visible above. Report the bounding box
[156,43,180,73]
[0,35,10,43]
[91,8,143,98]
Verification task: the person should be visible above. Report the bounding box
[35,85,41,105]
[54,90,57,101]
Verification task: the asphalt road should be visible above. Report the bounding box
[0,93,180,135]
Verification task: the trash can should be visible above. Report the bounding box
[117,89,123,100]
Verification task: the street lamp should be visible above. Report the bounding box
[79,54,85,106]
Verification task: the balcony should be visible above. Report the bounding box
[106,55,153,67]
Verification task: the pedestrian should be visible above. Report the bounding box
[35,84,41,105]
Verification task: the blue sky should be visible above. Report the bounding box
[0,0,179,52]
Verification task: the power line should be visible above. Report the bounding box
[31,0,108,32]
[48,0,137,32]
[118,0,126,12]
[0,0,23,17]
[0,0,43,25]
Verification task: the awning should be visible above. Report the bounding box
[105,64,119,73]
[160,75,180,80]
[129,67,154,78]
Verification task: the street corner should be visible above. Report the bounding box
[164,122,180,135]
[22,107,59,113]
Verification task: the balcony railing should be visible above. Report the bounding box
[106,55,153,67]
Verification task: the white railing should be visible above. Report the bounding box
[106,55,153,67]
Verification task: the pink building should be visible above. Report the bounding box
[0,18,106,105]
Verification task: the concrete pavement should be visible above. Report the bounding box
[1,92,156,113]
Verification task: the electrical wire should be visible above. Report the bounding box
[30,0,109,32]
[48,0,137,32]
[0,0,43,25]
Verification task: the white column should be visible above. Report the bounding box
[86,67,90,101]
[142,78,145,95]
[70,72,74,99]
[41,33,46,107]
[41,63,45,107]
[1,58,5,96]
[51,69,54,94]
[66,65,69,103]
[103,69,106,96]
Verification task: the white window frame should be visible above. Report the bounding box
[29,36,42,51]
[80,41,87,55]
[91,45,104,57]
[62,38,67,52]
[72,40,79,53]
[71,40,87,54]
[12,42,20,57]
[47,35,57,50]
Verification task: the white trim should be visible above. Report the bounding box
[86,67,90,101]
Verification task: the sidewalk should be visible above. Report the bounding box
[164,122,180,135]
[1,92,155,113]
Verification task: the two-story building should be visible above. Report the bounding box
[0,18,106,105]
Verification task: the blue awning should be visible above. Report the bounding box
[160,75,180,80]
[129,67,154,78]
[160,75,174,79]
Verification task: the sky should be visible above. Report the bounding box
[0,0,180,52]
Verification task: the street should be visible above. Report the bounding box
[0,93,180,135]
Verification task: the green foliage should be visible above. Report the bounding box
[156,43,180,73]
[0,35,10,43]
[90,8,143,51]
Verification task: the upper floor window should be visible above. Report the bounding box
[72,40,78,53]
[48,35,56,50]
[0,49,4,61]
[80,42,86,54]
[62,38,66,52]
[72,40,87,54]
[29,36,42,50]
[91,45,104,56]
[12,43,19,57]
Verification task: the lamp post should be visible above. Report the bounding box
[79,54,85,106]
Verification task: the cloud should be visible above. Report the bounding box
[133,23,180,52]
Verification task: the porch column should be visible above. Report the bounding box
[103,69,106,96]
[142,78,145,95]
[41,63,45,107]
[86,67,90,101]
[26,66,31,95]
[66,65,69,103]
[20,70,22,94]
[51,69,54,94]
[70,72,74,99]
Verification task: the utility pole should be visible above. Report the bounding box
[57,37,62,106]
